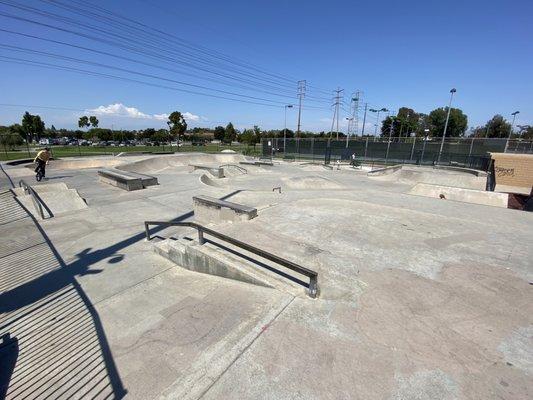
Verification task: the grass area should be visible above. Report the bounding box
[0,144,261,161]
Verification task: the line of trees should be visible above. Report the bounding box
[380,107,468,138]
[2,109,532,151]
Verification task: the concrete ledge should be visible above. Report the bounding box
[239,160,274,167]
[433,165,488,177]
[367,164,403,176]
[98,168,158,191]
[409,183,509,208]
[189,164,224,178]
[193,195,257,223]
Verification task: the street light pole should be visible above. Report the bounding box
[385,111,394,165]
[437,88,457,165]
[345,117,353,148]
[283,104,293,152]
[374,109,381,136]
[504,111,520,153]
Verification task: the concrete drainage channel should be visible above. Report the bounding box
[144,196,319,298]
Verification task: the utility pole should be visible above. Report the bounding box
[331,88,344,140]
[361,103,368,136]
[296,80,306,138]
[345,91,360,147]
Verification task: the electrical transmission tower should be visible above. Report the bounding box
[330,87,344,140]
[347,91,361,137]
[296,80,306,137]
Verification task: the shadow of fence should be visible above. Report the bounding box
[0,190,126,399]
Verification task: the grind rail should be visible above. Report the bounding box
[18,180,52,219]
[144,220,318,298]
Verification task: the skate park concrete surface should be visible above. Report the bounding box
[1,153,532,400]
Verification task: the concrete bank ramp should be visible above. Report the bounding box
[282,175,343,190]
[371,166,487,190]
[409,183,509,208]
[153,238,306,298]
[118,153,247,174]
[27,157,125,170]
[14,182,88,218]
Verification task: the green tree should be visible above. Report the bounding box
[89,116,99,128]
[78,116,90,130]
[214,126,225,141]
[167,111,187,142]
[21,112,45,143]
[139,128,156,141]
[427,107,468,137]
[482,115,511,138]
[517,125,533,139]
[152,130,170,143]
[224,122,237,143]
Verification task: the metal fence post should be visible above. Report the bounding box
[410,137,416,161]
[468,137,474,163]
[198,227,205,245]
[364,136,369,160]
[420,137,427,164]
[311,137,314,162]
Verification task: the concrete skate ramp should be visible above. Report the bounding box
[282,175,343,189]
[371,166,487,190]
[25,157,125,170]
[118,153,247,174]
[199,173,229,188]
[12,182,69,196]
[16,186,88,217]
[409,183,509,208]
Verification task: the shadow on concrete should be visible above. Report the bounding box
[0,334,18,399]
[0,193,127,399]
[0,188,241,398]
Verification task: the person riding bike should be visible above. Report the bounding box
[34,147,51,179]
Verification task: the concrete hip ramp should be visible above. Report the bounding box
[371,166,487,190]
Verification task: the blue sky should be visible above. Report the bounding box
[0,0,531,133]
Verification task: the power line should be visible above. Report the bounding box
[0,56,295,108]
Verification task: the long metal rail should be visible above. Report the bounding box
[18,180,51,219]
[144,220,318,298]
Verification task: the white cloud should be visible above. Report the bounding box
[87,103,202,123]
[153,113,169,121]
[89,103,150,119]
[182,112,200,121]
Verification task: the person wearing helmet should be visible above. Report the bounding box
[34,147,51,178]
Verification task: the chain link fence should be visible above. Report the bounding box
[262,137,533,171]
[0,134,261,161]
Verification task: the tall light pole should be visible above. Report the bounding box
[504,111,520,153]
[385,111,394,165]
[437,88,457,165]
[345,117,354,147]
[283,104,293,151]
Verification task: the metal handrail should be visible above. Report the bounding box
[18,180,49,219]
[144,220,318,298]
